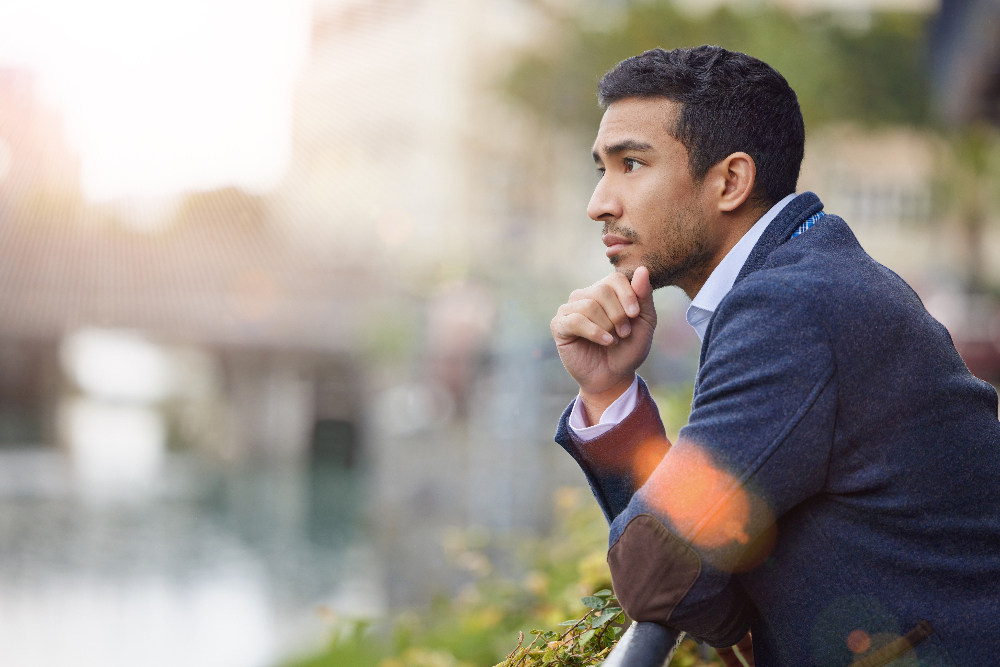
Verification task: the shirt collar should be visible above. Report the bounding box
[685,192,799,341]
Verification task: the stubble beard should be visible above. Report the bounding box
[606,202,712,290]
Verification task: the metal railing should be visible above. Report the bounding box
[602,622,686,667]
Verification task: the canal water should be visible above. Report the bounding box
[0,447,374,667]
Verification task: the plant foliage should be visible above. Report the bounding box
[493,589,626,667]
[284,488,717,667]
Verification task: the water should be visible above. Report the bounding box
[0,448,372,667]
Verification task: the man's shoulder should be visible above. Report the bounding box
[707,213,960,387]
[758,214,873,280]
[708,213,934,360]
[728,214,911,316]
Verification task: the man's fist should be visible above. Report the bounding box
[550,267,657,424]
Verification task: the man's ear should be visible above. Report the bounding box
[713,152,756,212]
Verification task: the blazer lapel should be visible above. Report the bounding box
[697,191,825,370]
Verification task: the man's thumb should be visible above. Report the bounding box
[631,266,656,318]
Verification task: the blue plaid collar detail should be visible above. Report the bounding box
[792,211,825,238]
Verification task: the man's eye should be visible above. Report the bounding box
[624,158,643,173]
[596,167,606,178]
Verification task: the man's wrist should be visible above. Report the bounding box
[579,375,637,426]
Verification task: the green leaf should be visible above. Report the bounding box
[592,607,623,627]
[593,589,613,598]
[542,650,556,663]
[581,596,607,610]
[579,629,596,647]
[611,626,624,638]
[557,619,580,626]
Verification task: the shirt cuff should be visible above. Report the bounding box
[568,374,640,442]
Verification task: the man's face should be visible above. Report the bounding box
[588,97,713,291]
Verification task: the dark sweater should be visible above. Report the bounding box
[555,192,1000,667]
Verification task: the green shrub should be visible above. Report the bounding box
[284,488,719,667]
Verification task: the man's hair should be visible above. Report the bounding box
[598,46,805,208]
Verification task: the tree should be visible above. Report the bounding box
[504,1,931,134]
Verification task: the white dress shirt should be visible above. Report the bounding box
[568,193,799,440]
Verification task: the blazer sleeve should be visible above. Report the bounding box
[606,279,837,646]
[554,377,671,523]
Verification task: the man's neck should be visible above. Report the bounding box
[678,205,766,299]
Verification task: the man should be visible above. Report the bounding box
[549,46,1000,667]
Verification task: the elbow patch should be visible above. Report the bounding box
[608,513,702,625]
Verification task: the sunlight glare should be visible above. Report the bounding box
[0,0,311,200]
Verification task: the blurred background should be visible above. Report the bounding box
[0,0,997,665]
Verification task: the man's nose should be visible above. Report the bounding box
[587,176,623,222]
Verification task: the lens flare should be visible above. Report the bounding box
[645,446,750,549]
[640,442,779,572]
[847,629,872,654]
[632,436,670,485]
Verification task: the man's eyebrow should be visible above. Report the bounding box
[592,139,654,163]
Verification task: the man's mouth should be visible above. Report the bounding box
[602,233,633,258]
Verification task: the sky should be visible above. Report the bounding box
[0,0,312,201]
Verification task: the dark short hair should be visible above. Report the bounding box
[598,46,804,208]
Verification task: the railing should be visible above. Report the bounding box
[602,622,686,667]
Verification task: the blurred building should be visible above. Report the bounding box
[0,0,593,626]
[934,0,1000,124]
[929,0,1000,382]
[0,70,80,200]
[0,70,370,474]
[273,0,593,606]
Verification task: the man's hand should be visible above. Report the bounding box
[550,266,657,424]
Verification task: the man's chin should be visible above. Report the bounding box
[609,256,638,282]
[612,255,680,290]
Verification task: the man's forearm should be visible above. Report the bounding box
[555,377,670,522]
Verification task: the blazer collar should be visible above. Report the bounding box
[733,191,824,287]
